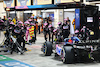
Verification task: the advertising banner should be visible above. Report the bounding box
[16,0,31,9]
[33,0,52,5]
[3,0,15,8]
[55,0,80,4]
[0,55,34,67]
[75,9,80,30]
[86,0,100,2]
[17,0,31,6]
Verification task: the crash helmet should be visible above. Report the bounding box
[47,15,49,17]
[83,26,86,28]
[39,15,42,18]
[74,29,79,37]
[0,19,4,22]
[58,21,62,25]
[64,19,68,23]
[14,26,21,34]
[81,26,86,32]
[64,19,68,21]
[10,21,14,25]
[18,21,23,24]
[34,16,37,19]
[68,39,73,43]
[18,21,23,27]
[30,22,35,26]
[44,23,48,26]
[48,25,52,28]
[8,17,12,20]
[24,21,30,24]
[53,29,57,32]
[24,21,30,26]
[30,16,34,18]
[75,30,79,34]
[28,19,32,22]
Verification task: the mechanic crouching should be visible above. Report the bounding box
[13,21,26,51]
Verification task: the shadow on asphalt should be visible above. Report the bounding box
[39,53,100,67]
[57,61,100,67]
[0,53,11,55]
[56,62,100,67]
[39,54,45,57]
[51,56,62,61]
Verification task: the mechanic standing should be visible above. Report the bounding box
[37,15,43,34]
[43,23,50,41]
[62,21,70,39]
[33,16,38,40]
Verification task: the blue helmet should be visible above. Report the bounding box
[47,15,49,17]
[34,16,37,19]
[39,15,42,18]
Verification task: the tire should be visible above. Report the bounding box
[61,46,75,64]
[92,50,100,62]
[43,41,52,56]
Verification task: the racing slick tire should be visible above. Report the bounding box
[43,41,53,56]
[92,47,100,62]
[61,46,75,64]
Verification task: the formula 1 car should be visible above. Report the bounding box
[41,6,100,64]
[41,36,100,64]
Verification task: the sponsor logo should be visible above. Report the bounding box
[0,64,6,67]
[56,45,62,55]
[5,62,29,67]
[78,40,100,43]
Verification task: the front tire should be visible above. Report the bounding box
[43,41,52,56]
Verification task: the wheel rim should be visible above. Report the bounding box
[43,44,47,55]
[61,50,63,59]
[61,49,66,63]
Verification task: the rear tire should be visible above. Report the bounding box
[43,41,52,56]
[61,46,75,64]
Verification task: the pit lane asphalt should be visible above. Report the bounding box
[0,32,100,67]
